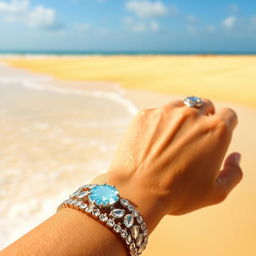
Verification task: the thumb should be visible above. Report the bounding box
[211,152,243,203]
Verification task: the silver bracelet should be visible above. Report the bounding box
[57,184,149,256]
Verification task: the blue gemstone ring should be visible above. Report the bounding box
[183,96,204,108]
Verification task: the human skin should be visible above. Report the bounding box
[0,99,243,256]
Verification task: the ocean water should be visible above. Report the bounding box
[1,50,256,56]
[0,63,138,248]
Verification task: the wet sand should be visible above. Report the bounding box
[0,63,136,247]
[3,55,256,107]
[0,57,255,256]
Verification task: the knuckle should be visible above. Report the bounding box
[153,107,167,119]
[182,107,199,118]
[136,108,154,117]
[212,191,228,204]
[214,119,230,136]
[202,98,213,106]
[163,100,183,109]
[217,119,229,131]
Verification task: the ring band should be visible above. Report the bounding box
[183,96,204,108]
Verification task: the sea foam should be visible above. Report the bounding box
[0,63,138,249]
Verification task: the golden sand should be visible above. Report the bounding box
[125,92,256,256]
[1,56,255,256]
[3,55,256,107]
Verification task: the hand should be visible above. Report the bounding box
[92,99,243,233]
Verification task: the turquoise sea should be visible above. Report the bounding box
[1,50,256,55]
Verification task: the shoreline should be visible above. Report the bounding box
[1,51,256,56]
[1,55,256,108]
[2,54,256,58]
[1,60,254,111]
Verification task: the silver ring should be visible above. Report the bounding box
[183,96,204,108]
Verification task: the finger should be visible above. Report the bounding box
[197,98,215,116]
[163,100,185,109]
[211,152,243,204]
[180,98,215,116]
[213,108,238,130]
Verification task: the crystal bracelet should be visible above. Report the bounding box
[57,184,149,256]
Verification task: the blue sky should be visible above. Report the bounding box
[0,0,256,52]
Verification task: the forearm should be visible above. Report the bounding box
[1,208,127,256]
[1,174,162,256]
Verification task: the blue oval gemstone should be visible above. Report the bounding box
[88,184,119,206]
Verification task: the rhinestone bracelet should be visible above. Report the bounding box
[57,184,149,256]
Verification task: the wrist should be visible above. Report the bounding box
[92,172,165,234]
[119,186,164,234]
[59,182,151,255]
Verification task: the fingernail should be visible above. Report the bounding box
[233,152,241,164]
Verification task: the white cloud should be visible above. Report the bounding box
[222,16,236,29]
[0,0,29,21]
[207,25,216,32]
[27,6,58,29]
[125,1,168,18]
[124,17,159,32]
[223,16,236,29]
[124,1,166,32]
[0,0,62,29]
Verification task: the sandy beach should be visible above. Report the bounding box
[3,55,256,107]
[0,56,255,256]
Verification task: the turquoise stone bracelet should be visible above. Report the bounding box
[57,184,149,256]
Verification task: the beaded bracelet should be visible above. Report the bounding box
[57,184,149,256]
